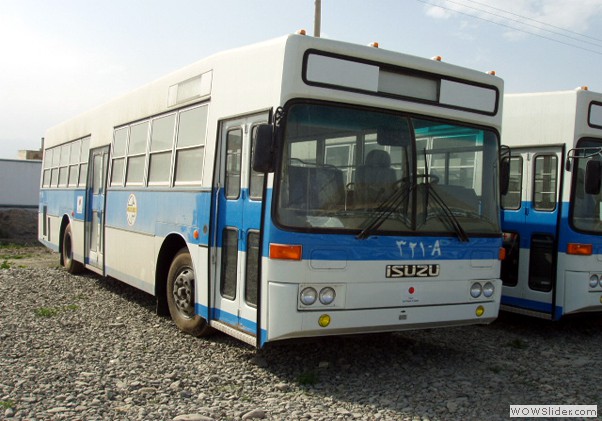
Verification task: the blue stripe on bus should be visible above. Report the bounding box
[501,295,563,318]
[197,303,264,342]
[39,189,86,221]
[105,189,213,246]
[502,200,602,254]
[43,187,504,262]
[263,222,502,261]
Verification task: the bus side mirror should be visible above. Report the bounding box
[585,160,602,195]
[500,158,510,196]
[252,124,275,173]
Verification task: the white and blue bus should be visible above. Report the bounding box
[501,88,602,319]
[39,33,504,347]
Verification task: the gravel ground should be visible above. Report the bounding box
[1,248,601,421]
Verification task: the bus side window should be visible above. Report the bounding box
[533,155,557,211]
[501,156,522,210]
[501,232,519,287]
[225,129,243,199]
[249,126,264,201]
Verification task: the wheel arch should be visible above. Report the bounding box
[155,233,189,316]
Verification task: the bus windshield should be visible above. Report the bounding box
[572,138,602,233]
[275,102,500,236]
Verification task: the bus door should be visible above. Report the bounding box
[212,112,268,336]
[501,146,563,317]
[85,146,109,271]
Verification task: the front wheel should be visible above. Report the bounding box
[167,248,213,337]
[62,223,84,274]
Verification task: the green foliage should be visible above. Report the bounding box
[0,260,10,269]
[297,370,318,386]
[34,304,80,317]
[0,400,15,409]
[507,338,528,349]
[34,307,60,317]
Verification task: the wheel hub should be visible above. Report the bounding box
[173,268,195,318]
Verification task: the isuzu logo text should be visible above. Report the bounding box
[386,264,440,278]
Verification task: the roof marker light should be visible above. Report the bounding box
[369,42,379,48]
[487,70,496,75]
[577,86,589,91]
[431,55,442,61]
[296,29,307,35]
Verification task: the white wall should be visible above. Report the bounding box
[0,159,42,207]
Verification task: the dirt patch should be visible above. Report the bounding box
[0,244,58,269]
[0,208,39,245]
[0,208,58,269]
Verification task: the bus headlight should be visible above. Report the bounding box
[483,282,495,298]
[319,287,336,305]
[300,287,317,305]
[470,283,482,298]
[589,274,599,288]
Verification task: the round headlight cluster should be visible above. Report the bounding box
[470,282,495,299]
[300,287,318,305]
[483,282,495,298]
[589,273,602,289]
[319,287,336,305]
[300,286,336,306]
[470,283,483,298]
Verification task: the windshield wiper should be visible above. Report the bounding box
[422,184,469,242]
[356,180,413,240]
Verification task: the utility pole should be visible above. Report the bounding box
[314,0,321,37]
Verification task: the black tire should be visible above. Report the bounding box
[167,248,213,337]
[62,224,84,274]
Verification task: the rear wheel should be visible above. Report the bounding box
[62,223,84,274]
[167,248,213,337]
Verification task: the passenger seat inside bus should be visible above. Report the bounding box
[355,150,397,205]
[286,165,345,210]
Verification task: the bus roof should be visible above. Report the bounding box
[503,88,602,147]
[44,33,503,150]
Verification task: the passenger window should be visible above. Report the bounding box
[111,128,128,186]
[245,231,260,306]
[174,105,207,185]
[126,122,149,186]
[529,234,555,292]
[148,114,175,185]
[533,155,557,211]
[221,229,238,300]
[249,126,264,200]
[225,128,242,199]
[501,156,523,210]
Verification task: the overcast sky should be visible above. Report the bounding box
[2,0,602,159]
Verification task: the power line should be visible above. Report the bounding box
[460,0,602,44]
[443,0,602,49]
[416,0,602,56]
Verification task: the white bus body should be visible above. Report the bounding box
[39,34,504,347]
[501,88,602,319]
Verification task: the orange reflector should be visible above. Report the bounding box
[296,29,307,35]
[431,55,442,61]
[487,70,496,75]
[499,247,506,261]
[369,42,379,48]
[270,244,302,261]
[567,243,593,255]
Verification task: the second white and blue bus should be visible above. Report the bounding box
[501,88,602,319]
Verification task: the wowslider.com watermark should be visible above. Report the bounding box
[510,405,597,418]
